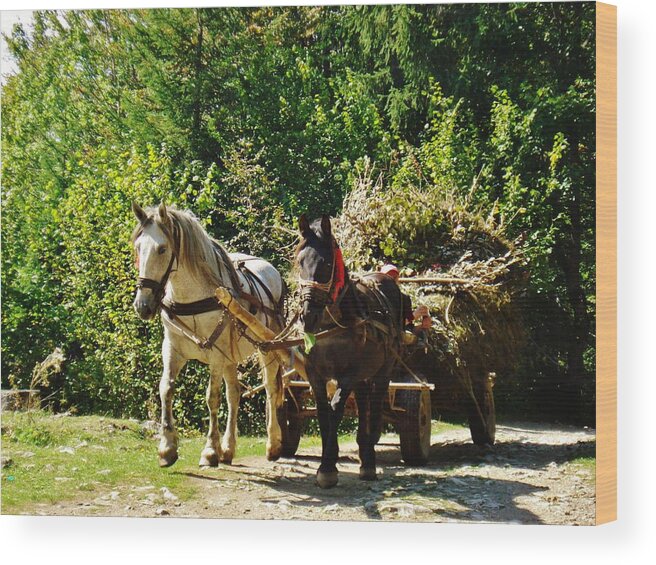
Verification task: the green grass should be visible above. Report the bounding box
[1,411,272,514]
[1,412,180,513]
[430,420,467,434]
[571,456,596,472]
[569,456,596,486]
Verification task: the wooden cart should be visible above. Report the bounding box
[264,370,434,466]
[216,288,435,466]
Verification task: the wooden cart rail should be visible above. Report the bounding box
[241,377,434,400]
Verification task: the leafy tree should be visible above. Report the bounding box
[2,3,598,426]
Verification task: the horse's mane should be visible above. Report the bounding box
[132,205,240,290]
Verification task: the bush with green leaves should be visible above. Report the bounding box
[2,4,596,426]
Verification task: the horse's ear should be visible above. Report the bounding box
[132,201,148,224]
[158,202,170,226]
[320,215,332,240]
[298,214,311,237]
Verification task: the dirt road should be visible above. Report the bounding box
[45,421,595,525]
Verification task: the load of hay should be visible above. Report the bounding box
[334,165,527,425]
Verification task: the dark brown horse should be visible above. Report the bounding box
[295,214,404,488]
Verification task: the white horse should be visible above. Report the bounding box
[131,202,284,467]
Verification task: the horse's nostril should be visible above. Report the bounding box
[133,300,154,320]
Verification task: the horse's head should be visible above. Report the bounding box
[295,214,346,333]
[131,201,178,320]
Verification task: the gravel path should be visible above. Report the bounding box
[42,421,595,525]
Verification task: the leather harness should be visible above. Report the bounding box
[162,262,281,352]
[135,229,282,353]
[297,239,401,349]
[162,296,222,317]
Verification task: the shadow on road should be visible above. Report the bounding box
[175,423,594,524]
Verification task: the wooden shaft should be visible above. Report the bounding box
[397,276,471,285]
[215,287,308,380]
[388,382,435,391]
[241,383,266,399]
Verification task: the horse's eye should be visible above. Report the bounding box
[158,246,167,255]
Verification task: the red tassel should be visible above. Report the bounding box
[331,246,345,302]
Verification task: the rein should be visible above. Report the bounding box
[260,318,367,352]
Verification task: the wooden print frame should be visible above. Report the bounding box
[595,1,617,525]
[1,1,618,525]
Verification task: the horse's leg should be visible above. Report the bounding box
[158,340,186,467]
[313,381,337,488]
[199,362,225,467]
[370,377,389,446]
[354,381,377,481]
[258,351,283,461]
[220,363,239,464]
[359,376,390,481]
[315,378,352,489]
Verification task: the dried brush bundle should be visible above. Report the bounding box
[334,162,528,411]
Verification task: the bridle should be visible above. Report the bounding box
[135,224,179,310]
[298,239,345,307]
[132,212,284,358]
[136,252,177,309]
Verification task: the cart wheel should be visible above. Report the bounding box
[277,395,303,458]
[396,385,432,466]
[468,374,496,446]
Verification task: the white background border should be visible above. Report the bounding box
[1,1,653,563]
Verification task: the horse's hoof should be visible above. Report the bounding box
[199,449,220,467]
[266,450,281,462]
[316,470,338,489]
[219,453,233,465]
[158,451,178,468]
[359,467,378,481]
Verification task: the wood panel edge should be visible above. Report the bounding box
[595,1,617,525]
